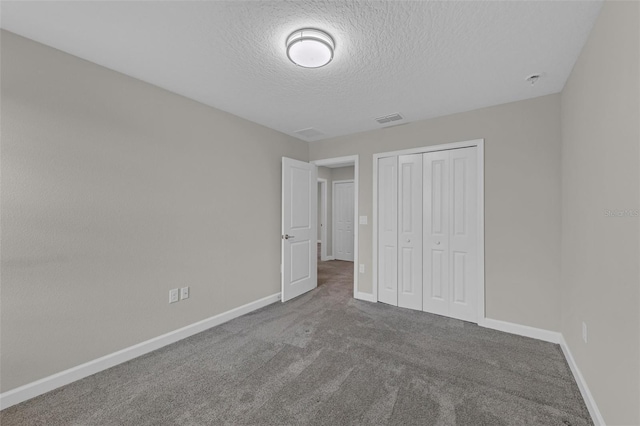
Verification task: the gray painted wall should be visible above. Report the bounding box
[310,94,562,332]
[0,31,308,392]
[331,166,355,182]
[560,1,639,423]
[317,182,323,241]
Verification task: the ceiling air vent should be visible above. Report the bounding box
[294,127,324,139]
[375,113,403,124]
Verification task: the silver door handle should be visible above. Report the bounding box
[435,241,441,245]
[283,234,295,240]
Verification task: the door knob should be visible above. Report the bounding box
[436,241,441,245]
[283,234,295,240]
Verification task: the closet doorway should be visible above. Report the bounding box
[373,139,485,323]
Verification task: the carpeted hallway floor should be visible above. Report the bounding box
[1,245,592,425]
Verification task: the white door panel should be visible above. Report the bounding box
[448,148,477,322]
[377,156,398,306]
[333,181,354,261]
[421,147,477,322]
[423,150,450,316]
[397,154,422,311]
[282,157,317,302]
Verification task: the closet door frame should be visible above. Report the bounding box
[372,139,485,323]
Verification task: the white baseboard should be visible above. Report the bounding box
[1,298,605,426]
[479,318,562,344]
[479,318,603,425]
[559,336,605,426]
[354,291,375,302]
[0,292,281,410]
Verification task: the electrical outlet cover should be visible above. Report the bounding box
[169,289,179,304]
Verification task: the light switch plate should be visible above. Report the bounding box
[180,287,190,300]
[359,216,368,225]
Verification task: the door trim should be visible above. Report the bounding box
[317,178,328,261]
[372,139,485,323]
[311,156,359,299]
[332,179,355,262]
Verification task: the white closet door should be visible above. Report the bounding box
[397,154,423,311]
[448,147,478,322]
[378,156,398,306]
[422,150,450,316]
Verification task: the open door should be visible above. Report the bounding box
[281,157,318,302]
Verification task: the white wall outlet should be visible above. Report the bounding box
[180,286,189,300]
[582,321,588,343]
[359,216,368,225]
[169,289,179,304]
[359,264,365,273]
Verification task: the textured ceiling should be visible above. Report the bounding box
[1,1,602,142]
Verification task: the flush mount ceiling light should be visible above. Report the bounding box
[286,28,335,68]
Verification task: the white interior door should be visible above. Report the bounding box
[333,181,354,261]
[397,154,423,311]
[282,157,317,302]
[377,156,398,306]
[447,147,478,322]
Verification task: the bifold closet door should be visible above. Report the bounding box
[448,147,478,322]
[422,150,450,317]
[377,156,398,306]
[423,147,478,322]
[397,154,423,311]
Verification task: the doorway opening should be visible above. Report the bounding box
[312,156,359,299]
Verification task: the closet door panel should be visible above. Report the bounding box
[448,147,478,322]
[378,156,398,306]
[422,151,450,316]
[397,154,423,311]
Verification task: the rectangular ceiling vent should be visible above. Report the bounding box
[375,113,404,124]
[294,127,324,139]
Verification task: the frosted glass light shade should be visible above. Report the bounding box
[286,29,334,68]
